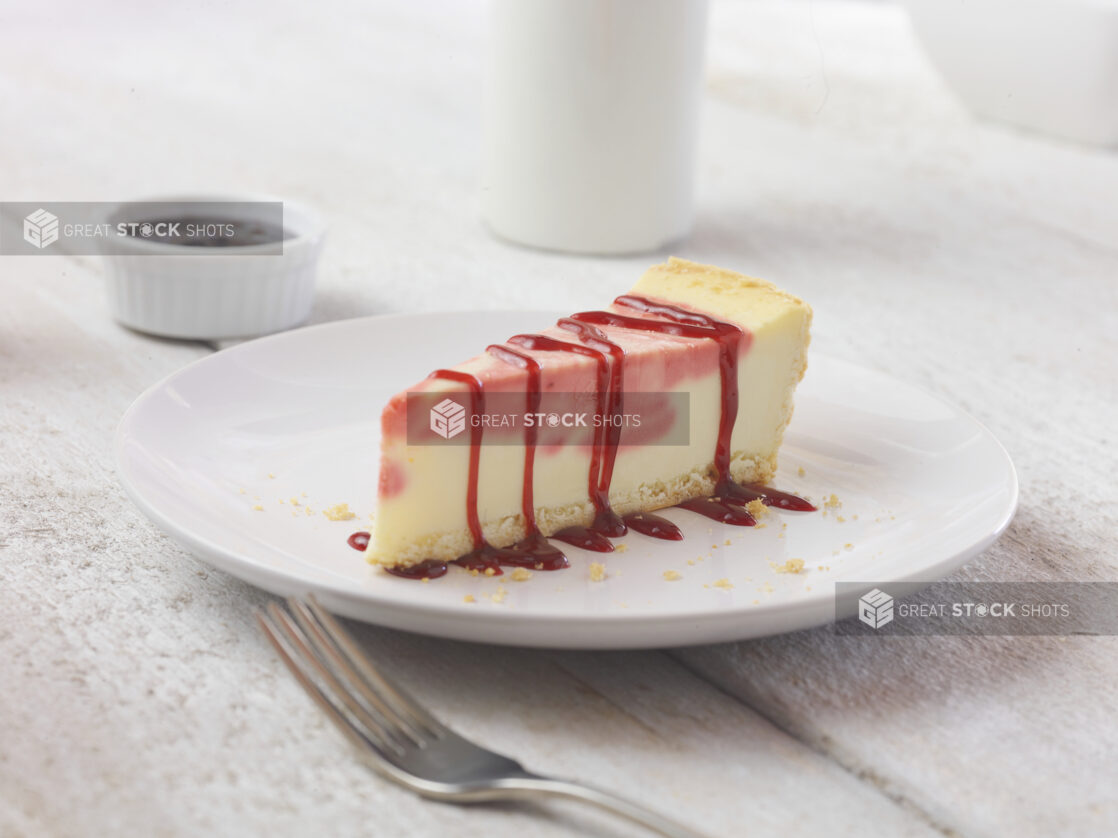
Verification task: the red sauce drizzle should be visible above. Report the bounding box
[422,369,528,574]
[677,498,757,526]
[573,295,749,499]
[486,345,542,531]
[508,328,626,540]
[506,334,608,519]
[347,531,370,551]
[482,344,569,571]
[386,558,449,580]
[556,318,628,537]
[726,483,817,512]
[623,512,683,540]
[550,526,616,552]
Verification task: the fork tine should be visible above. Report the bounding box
[260,603,411,756]
[256,607,405,768]
[303,595,449,739]
[287,598,434,747]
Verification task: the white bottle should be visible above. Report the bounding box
[483,0,710,255]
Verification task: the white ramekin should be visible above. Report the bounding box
[101,194,326,340]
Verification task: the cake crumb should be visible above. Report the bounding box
[589,562,607,582]
[797,466,806,477]
[824,493,841,510]
[615,543,629,553]
[420,576,430,583]
[238,488,246,495]
[509,567,532,582]
[279,498,285,504]
[836,515,845,522]
[463,595,476,604]
[745,498,768,519]
[687,559,696,566]
[268,473,276,479]
[490,586,508,604]
[774,558,805,574]
[724,539,732,546]
[484,567,497,577]
[844,542,854,550]
[711,544,718,550]
[713,578,734,590]
[324,503,356,522]
[304,507,315,516]
[290,497,301,506]
[662,570,682,581]
[252,504,264,511]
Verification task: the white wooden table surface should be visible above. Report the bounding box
[2,1,1116,836]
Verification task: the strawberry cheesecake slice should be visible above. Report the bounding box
[366,258,812,575]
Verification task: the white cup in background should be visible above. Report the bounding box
[483,0,710,255]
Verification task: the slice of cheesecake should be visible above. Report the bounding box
[367,258,811,570]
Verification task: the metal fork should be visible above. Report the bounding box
[257,596,706,838]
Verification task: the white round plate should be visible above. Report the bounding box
[116,312,1017,649]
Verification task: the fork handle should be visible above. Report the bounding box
[491,773,708,838]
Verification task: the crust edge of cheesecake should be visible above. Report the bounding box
[366,452,776,567]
